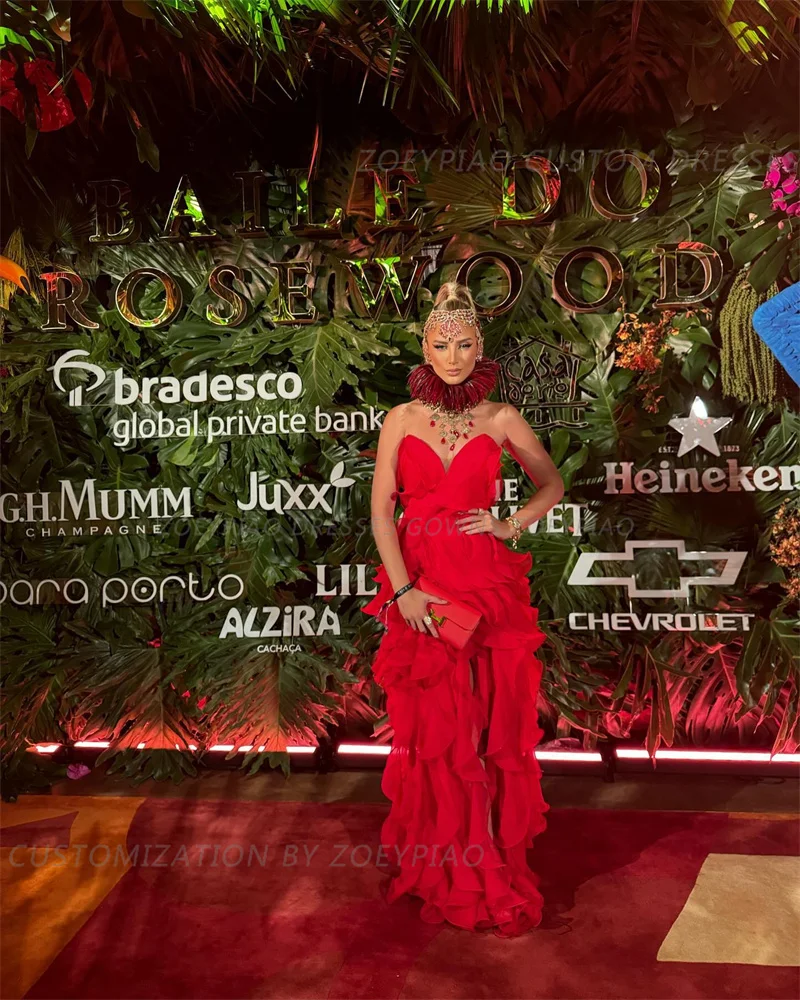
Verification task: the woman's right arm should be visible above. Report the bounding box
[370,405,412,595]
[370,405,445,636]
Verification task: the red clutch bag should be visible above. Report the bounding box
[417,575,482,649]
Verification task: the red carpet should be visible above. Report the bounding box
[2,798,797,999]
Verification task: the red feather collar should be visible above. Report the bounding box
[407,358,500,412]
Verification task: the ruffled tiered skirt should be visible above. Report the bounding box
[363,527,549,937]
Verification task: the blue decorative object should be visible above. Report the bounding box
[752,282,800,387]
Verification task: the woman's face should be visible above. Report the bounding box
[426,321,480,384]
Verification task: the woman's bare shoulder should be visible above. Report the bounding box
[484,400,512,417]
[380,401,414,433]
[489,401,526,424]
[474,399,515,424]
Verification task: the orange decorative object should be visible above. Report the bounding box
[0,256,30,294]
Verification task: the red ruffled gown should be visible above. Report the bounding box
[362,431,549,937]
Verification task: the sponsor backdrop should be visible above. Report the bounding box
[1,2,798,790]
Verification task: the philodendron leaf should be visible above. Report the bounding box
[290,319,398,407]
[730,218,782,266]
[747,236,789,292]
[559,445,589,490]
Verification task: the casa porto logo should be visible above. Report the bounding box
[238,462,355,514]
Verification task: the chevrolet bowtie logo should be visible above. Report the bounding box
[568,539,746,599]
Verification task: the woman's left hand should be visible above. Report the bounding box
[455,507,513,539]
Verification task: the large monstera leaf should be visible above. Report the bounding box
[668,151,764,250]
[275,317,398,407]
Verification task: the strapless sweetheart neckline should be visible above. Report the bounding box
[400,432,502,476]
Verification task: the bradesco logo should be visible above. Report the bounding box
[48,350,303,405]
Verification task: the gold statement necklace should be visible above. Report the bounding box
[407,357,501,455]
[424,402,477,451]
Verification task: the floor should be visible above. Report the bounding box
[1,765,798,1000]
[45,763,800,815]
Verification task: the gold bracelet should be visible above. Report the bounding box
[505,515,523,549]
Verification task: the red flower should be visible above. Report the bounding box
[0,57,92,132]
[147,638,162,648]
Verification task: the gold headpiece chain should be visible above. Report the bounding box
[422,307,483,363]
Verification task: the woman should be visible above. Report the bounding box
[362,281,565,938]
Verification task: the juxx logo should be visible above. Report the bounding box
[237,462,355,515]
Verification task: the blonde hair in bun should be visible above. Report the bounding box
[433,281,476,312]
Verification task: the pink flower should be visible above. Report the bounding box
[771,193,787,211]
[781,176,799,195]
[67,763,91,780]
[781,152,798,171]
[786,202,800,217]
[764,166,782,189]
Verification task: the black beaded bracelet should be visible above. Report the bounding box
[380,580,415,614]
